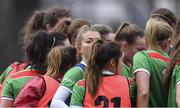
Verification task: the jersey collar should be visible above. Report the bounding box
[80,61,87,67]
[102,70,114,75]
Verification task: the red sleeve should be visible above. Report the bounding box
[14,77,46,107]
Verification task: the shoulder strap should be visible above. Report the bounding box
[11,69,39,79]
[1,62,28,86]
[37,76,59,107]
[9,62,28,76]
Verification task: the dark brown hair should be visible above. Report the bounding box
[44,6,71,28]
[19,10,46,49]
[162,19,180,93]
[49,32,68,46]
[164,17,180,79]
[172,17,180,46]
[115,22,144,45]
[150,8,176,27]
[67,18,90,45]
[26,30,53,73]
[85,40,122,96]
[92,24,113,40]
[26,30,67,72]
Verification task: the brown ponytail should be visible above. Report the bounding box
[19,10,45,49]
[85,40,103,96]
[85,40,122,96]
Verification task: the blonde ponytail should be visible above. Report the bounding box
[45,46,62,78]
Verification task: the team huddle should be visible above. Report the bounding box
[0,5,180,107]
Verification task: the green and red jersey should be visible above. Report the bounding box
[121,63,136,106]
[167,65,180,107]
[0,64,13,85]
[133,50,169,107]
[1,66,41,100]
[0,62,27,85]
[60,62,86,93]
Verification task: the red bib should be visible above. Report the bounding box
[83,75,131,107]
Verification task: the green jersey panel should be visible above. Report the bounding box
[2,76,33,99]
[70,80,85,106]
[121,63,136,106]
[121,63,133,78]
[61,66,85,92]
[133,50,169,107]
[2,67,37,100]
[168,65,180,107]
[0,64,13,84]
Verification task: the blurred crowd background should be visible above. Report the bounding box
[0,0,180,72]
